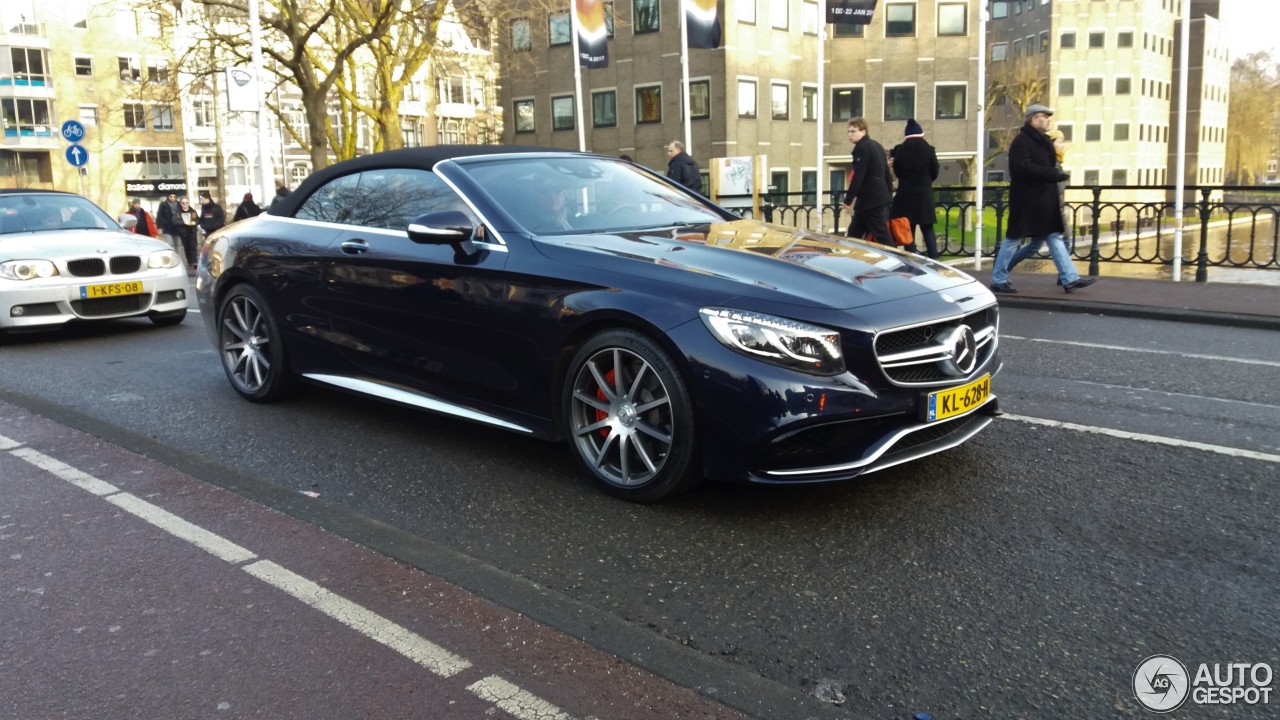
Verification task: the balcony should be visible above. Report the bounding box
[435,102,476,119]
[0,74,55,100]
[0,23,50,49]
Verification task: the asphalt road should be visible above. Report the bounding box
[1,305,1276,718]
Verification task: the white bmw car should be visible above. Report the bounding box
[0,189,189,340]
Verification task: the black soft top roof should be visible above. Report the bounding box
[269,144,568,217]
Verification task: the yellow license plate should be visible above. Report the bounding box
[926,374,991,422]
[81,281,143,299]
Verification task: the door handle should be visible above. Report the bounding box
[340,239,369,254]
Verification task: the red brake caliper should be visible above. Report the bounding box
[595,369,615,437]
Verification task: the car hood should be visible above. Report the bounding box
[532,218,980,310]
[0,229,169,259]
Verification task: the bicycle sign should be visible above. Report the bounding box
[60,120,86,143]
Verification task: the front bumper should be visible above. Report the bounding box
[0,271,189,331]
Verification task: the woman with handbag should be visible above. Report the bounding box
[889,119,941,259]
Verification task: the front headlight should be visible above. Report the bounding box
[699,307,845,376]
[0,260,59,281]
[147,249,181,269]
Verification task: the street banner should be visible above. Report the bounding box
[224,67,259,112]
[575,0,608,68]
[827,0,878,25]
[685,0,720,49]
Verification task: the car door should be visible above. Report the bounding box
[319,167,520,414]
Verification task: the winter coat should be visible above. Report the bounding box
[126,207,156,237]
[198,200,226,235]
[267,188,290,214]
[842,136,892,211]
[233,199,261,222]
[1005,122,1066,239]
[889,137,939,227]
[155,200,178,234]
[666,152,702,191]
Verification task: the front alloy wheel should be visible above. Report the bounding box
[217,285,297,402]
[565,330,700,502]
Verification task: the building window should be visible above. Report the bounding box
[118,56,141,82]
[78,105,98,127]
[885,3,916,37]
[122,149,182,178]
[992,1,1008,19]
[771,82,789,120]
[739,0,756,24]
[1012,40,1022,58]
[226,154,248,186]
[738,79,757,118]
[123,103,147,130]
[551,95,574,130]
[883,86,915,121]
[1114,123,1130,141]
[1058,123,1073,142]
[936,85,966,119]
[1089,31,1105,48]
[9,48,48,86]
[402,120,424,147]
[192,99,215,128]
[0,98,52,138]
[769,171,789,204]
[1087,77,1103,95]
[991,43,1007,62]
[636,85,662,123]
[634,0,659,33]
[150,104,174,131]
[1060,31,1076,48]
[1083,169,1100,185]
[592,90,617,127]
[514,99,535,132]
[834,21,864,37]
[802,1,819,35]
[73,56,93,77]
[1058,77,1075,96]
[938,3,966,35]
[986,170,1007,182]
[1118,30,1134,48]
[1085,123,1101,141]
[147,61,168,84]
[1115,77,1132,95]
[1039,31,1049,52]
[548,11,570,46]
[511,19,531,51]
[831,86,863,121]
[802,85,817,121]
[770,0,788,29]
[1112,169,1127,185]
[689,79,710,119]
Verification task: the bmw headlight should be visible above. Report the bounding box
[147,249,181,269]
[699,307,845,376]
[0,260,58,281]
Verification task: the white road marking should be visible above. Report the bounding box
[12,447,120,496]
[242,559,472,678]
[1002,414,1280,464]
[1002,335,1280,368]
[104,492,257,564]
[3,439,572,718]
[467,675,576,720]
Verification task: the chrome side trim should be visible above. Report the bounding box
[266,215,509,252]
[759,393,997,478]
[302,373,533,433]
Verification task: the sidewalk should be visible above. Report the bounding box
[958,265,1280,331]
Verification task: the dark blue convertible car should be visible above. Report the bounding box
[196,147,1000,502]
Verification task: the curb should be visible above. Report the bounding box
[994,296,1280,331]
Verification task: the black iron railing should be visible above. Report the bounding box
[723,185,1280,281]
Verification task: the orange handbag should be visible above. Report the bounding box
[888,216,914,247]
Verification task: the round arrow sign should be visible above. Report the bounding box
[65,143,90,167]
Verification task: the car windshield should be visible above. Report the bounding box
[457,156,727,234]
[0,194,116,235]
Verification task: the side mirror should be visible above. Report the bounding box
[407,210,478,257]
[118,213,138,230]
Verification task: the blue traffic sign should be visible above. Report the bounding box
[65,143,89,167]
[60,120,86,143]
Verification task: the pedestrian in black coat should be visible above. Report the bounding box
[840,117,892,245]
[664,140,702,192]
[889,118,940,258]
[197,191,226,238]
[232,192,261,222]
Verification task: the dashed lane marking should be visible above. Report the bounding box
[1002,413,1280,464]
[1002,335,1280,368]
[4,438,575,719]
[243,559,472,678]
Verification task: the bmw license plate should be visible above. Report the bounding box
[81,281,143,299]
[926,374,991,422]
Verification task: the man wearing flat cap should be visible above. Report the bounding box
[990,103,1096,293]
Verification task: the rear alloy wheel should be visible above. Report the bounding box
[565,330,701,503]
[217,284,297,402]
